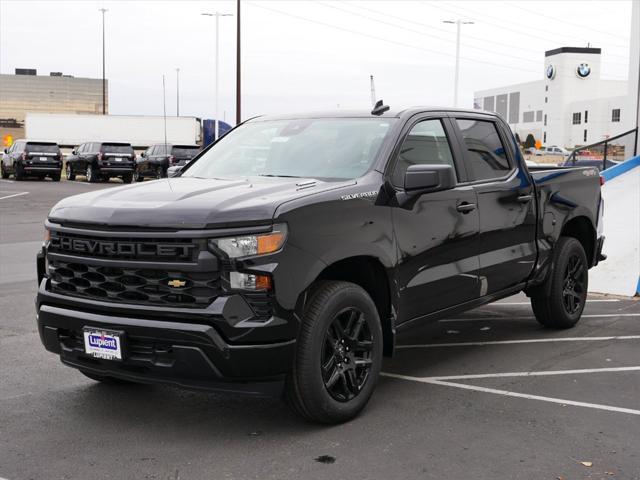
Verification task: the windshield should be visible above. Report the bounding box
[26,142,59,153]
[183,118,396,180]
[103,143,133,154]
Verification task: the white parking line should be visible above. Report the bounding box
[382,366,640,416]
[439,313,640,322]
[0,191,28,200]
[397,335,640,349]
[0,179,14,183]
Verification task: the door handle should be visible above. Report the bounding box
[517,194,533,203]
[456,202,477,213]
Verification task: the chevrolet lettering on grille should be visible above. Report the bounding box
[50,235,196,259]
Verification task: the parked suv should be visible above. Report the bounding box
[65,142,135,183]
[135,144,201,181]
[37,107,605,423]
[1,140,62,181]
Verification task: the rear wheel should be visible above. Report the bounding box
[530,237,588,329]
[0,163,8,179]
[86,164,98,183]
[65,163,75,181]
[14,164,24,181]
[133,168,143,182]
[51,172,61,182]
[285,281,383,424]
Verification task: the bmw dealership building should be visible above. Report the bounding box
[474,39,638,151]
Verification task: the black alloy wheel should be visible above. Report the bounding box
[321,307,374,402]
[562,254,586,315]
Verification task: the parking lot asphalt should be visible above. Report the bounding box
[1,177,639,480]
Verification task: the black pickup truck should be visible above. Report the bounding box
[36,106,604,423]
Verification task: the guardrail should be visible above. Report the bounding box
[565,128,638,171]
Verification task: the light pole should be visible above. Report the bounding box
[99,8,108,114]
[443,19,474,107]
[202,11,233,140]
[176,68,180,116]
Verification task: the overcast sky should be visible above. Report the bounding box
[0,0,634,122]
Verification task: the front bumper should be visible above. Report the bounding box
[36,299,294,396]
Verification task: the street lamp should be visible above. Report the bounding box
[99,8,108,114]
[443,19,474,107]
[202,11,233,140]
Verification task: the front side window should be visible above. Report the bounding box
[456,119,511,181]
[184,118,396,180]
[572,112,581,125]
[391,119,455,186]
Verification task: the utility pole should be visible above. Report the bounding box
[176,68,180,116]
[370,75,376,107]
[443,19,474,107]
[99,8,108,114]
[202,11,233,139]
[162,75,167,148]
[236,0,241,126]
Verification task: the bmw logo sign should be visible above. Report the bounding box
[576,63,591,78]
[545,64,556,80]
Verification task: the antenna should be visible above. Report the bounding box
[162,74,168,150]
[370,75,376,107]
[371,99,390,116]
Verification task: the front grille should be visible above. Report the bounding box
[49,260,221,308]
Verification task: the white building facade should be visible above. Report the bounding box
[474,47,635,150]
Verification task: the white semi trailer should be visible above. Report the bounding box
[25,113,202,148]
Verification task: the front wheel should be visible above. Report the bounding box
[530,237,588,329]
[285,281,383,424]
[133,168,143,182]
[0,163,8,179]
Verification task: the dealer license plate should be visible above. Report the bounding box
[115,157,122,162]
[39,157,47,161]
[83,328,123,361]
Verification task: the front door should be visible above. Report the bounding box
[391,116,480,323]
[452,116,537,295]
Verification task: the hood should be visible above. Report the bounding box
[49,176,353,229]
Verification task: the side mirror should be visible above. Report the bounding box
[404,164,456,193]
[71,149,77,155]
[141,152,146,158]
[3,148,7,154]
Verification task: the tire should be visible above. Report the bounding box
[133,168,143,182]
[285,281,383,424]
[51,172,61,182]
[65,163,75,181]
[155,166,164,180]
[80,370,137,385]
[86,164,98,183]
[530,237,588,329]
[122,172,133,184]
[14,164,24,181]
[0,163,8,179]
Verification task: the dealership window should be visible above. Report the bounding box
[612,109,621,122]
[508,92,520,124]
[545,97,548,103]
[544,114,547,126]
[572,112,581,125]
[455,119,510,181]
[543,132,547,143]
[584,110,588,124]
[545,85,548,92]
[584,129,588,142]
[483,96,495,112]
[522,111,535,123]
[536,110,543,122]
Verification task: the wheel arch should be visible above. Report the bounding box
[302,255,396,357]
[560,215,596,267]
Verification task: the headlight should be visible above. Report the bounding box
[209,224,287,258]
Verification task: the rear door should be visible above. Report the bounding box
[451,115,537,295]
[391,115,480,322]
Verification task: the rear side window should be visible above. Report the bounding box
[392,119,456,186]
[455,119,511,181]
